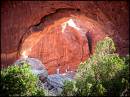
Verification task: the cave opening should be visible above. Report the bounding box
[18,13,106,75]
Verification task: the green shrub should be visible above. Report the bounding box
[1,62,45,96]
[62,37,129,96]
[76,37,125,80]
[75,79,93,96]
[95,37,116,55]
[61,80,77,96]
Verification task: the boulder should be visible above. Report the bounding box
[14,57,48,79]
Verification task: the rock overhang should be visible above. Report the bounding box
[1,1,128,70]
[19,12,106,74]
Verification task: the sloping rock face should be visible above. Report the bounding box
[1,1,129,74]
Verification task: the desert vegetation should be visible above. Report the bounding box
[1,37,129,96]
[1,62,45,96]
[61,37,129,96]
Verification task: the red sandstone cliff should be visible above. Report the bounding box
[1,1,129,74]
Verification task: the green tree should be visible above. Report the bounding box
[1,62,45,96]
[62,37,129,96]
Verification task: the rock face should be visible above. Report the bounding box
[1,1,129,73]
[19,15,106,74]
[29,19,90,74]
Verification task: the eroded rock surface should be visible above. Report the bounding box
[19,16,105,74]
[1,1,129,71]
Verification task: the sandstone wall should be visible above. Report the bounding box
[1,1,129,73]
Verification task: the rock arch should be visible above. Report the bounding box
[1,1,128,71]
[19,11,107,74]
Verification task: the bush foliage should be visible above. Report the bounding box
[1,62,45,96]
[61,37,129,96]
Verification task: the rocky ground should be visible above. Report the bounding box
[42,72,75,96]
[14,57,76,96]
